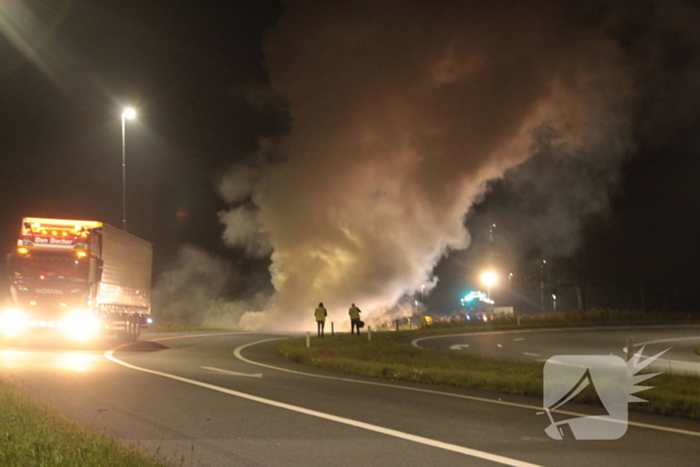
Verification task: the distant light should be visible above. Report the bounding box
[122,107,136,119]
[17,247,28,254]
[481,271,497,287]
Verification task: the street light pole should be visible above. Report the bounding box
[540,259,546,313]
[121,108,136,232]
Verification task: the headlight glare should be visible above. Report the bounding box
[61,310,101,341]
[0,309,28,337]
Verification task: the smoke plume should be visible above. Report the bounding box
[152,245,268,328]
[220,1,642,330]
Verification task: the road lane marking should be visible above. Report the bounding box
[522,352,540,357]
[636,336,700,346]
[513,338,526,342]
[201,366,262,378]
[105,349,542,467]
[234,338,700,439]
[410,324,700,348]
[449,344,470,350]
[497,344,503,348]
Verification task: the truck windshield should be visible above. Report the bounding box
[13,252,89,283]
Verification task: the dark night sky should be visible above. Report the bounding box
[2,1,700,318]
[0,1,281,269]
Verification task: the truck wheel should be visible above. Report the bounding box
[131,316,139,341]
[116,316,136,343]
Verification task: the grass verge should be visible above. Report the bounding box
[0,381,165,467]
[277,332,700,420]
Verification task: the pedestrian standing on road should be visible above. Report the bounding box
[349,303,362,335]
[315,302,327,337]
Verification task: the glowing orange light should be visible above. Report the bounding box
[17,248,28,254]
[77,251,87,258]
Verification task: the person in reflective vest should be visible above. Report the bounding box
[349,303,362,335]
[315,302,327,337]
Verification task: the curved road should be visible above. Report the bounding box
[0,331,698,466]
[412,325,700,375]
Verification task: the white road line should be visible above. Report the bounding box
[522,352,540,357]
[636,336,700,346]
[104,349,542,467]
[410,324,700,348]
[201,366,262,378]
[513,338,526,342]
[449,344,470,350]
[234,338,700,439]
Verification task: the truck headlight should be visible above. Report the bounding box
[61,310,101,341]
[0,309,28,337]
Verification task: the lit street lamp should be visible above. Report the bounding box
[121,107,136,232]
[481,270,498,299]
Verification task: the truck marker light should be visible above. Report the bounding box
[77,251,87,257]
[17,247,28,254]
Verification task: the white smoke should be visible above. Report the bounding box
[220,1,636,330]
[152,245,267,328]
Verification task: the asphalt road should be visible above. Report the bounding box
[412,325,700,375]
[0,330,699,466]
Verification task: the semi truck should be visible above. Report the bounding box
[0,217,152,342]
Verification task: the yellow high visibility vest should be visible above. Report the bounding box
[315,307,327,321]
[349,306,360,320]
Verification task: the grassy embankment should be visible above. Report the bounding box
[277,309,700,419]
[0,381,166,467]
